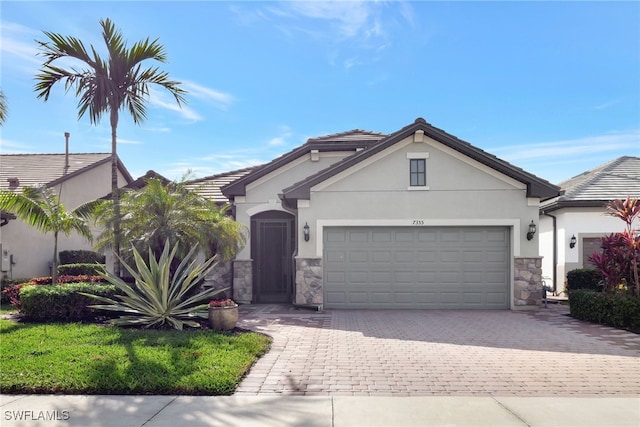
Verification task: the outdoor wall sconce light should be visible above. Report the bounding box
[526,220,536,241]
[303,222,310,242]
[570,235,577,249]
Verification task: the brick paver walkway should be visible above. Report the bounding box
[235,304,640,396]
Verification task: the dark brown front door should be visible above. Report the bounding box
[251,211,294,303]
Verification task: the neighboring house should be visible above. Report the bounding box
[539,156,640,296]
[195,118,559,310]
[0,153,133,279]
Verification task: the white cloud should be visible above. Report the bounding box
[1,21,42,74]
[490,130,640,162]
[145,127,171,133]
[285,1,372,40]
[180,80,235,110]
[115,138,142,145]
[0,138,34,153]
[267,125,293,146]
[593,100,620,110]
[148,87,203,122]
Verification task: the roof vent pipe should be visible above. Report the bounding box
[64,132,70,173]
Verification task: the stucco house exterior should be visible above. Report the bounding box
[195,118,559,310]
[539,156,640,296]
[0,152,133,279]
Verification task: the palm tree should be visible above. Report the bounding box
[92,177,246,265]
[0,89,7,126]
[34,18,187,276]
[0,186,98,284]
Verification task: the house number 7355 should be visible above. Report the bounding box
[412,220,425,225]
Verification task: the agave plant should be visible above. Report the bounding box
[83,241,227,330]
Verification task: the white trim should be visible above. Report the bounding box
[407,186,430,191]
[406,152,430,159]
[246,199,287,216]
[297,199,310,208]
[527,197,540,207]
[413,130,425,143]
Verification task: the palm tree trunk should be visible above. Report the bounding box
[111,108,121,277]
[52,231,58,285]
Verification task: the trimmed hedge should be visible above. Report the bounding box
[569,289,640,329]
[2,275,106,308]
[566,268,603,292]
[59,250,105,265]
[19,282,117,322]
[58,263,106,276]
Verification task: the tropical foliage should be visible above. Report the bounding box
[0,186,97,284]
[588,196,640,296]
[92,177,246,264]
[83,241,226,330]
[34,18,187,276]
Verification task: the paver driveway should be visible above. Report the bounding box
[235,304,640,396]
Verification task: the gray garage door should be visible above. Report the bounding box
[323,226,510,309]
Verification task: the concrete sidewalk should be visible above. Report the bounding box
[1,395,639,427]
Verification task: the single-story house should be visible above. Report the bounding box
[539,156,640,296]
[193,118,560,310]
[0,152,133,279]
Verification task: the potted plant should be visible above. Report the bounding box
[208,298,238,331]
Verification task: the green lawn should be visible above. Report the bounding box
[0,319,271,395]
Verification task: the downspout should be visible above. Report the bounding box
[64,132,70,174]
[279,193,299,306]
[542,211,558,295]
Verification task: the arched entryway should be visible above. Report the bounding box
[250,210,295,303]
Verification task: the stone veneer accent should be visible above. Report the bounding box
[203,260,232,299]
[232,260,253,304]
[513,256,543,308]
[295,257,323,306]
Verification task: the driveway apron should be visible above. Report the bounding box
[235,304,640,396]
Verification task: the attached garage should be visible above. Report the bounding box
[323,226,510,309]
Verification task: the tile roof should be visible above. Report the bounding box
[282,118,560,204]
[540,156,640,211]
[306,129,388,144]
[0,153,132,192]
[184,166,259,204]
[222,130,385,198]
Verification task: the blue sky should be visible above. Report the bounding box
[1,1,638,184]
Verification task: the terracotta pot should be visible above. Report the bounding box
[208,305,238,331]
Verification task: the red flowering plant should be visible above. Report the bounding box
[209,298,237,308]
[588,196,640,296]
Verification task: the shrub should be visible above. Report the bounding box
[569,289,640,329]
[59,250,105,265]
[20,282,117,322]
[2,275,106,308]
[0,278,29,304]
[2,283,31,308]
[84,241,227,330]
[566,268,603,292]
[57,275,105,284]
[588,197,640,295]
[58,263,106,276]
